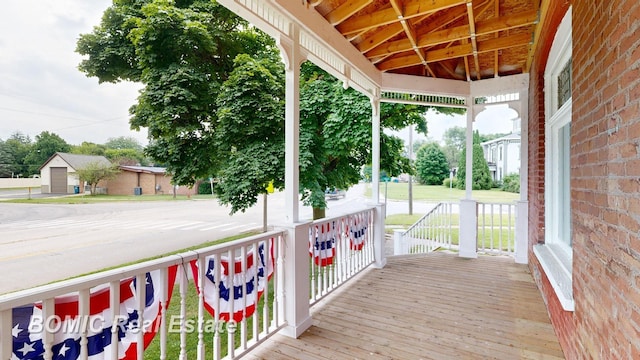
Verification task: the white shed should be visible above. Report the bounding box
[39,153,111,194]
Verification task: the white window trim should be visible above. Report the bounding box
[534,6,575,312]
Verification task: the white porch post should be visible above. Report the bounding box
[460,97,477,258]
[371,96,381,204]
[277,25,312,338]
[515,89,529,264]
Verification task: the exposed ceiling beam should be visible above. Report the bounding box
[364,10,538,58]
[326,0,373,25]
[377,32,531,71]
[337,0,467,36]
[466,2,481,80]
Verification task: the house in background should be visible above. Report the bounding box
[103,165,194,196]
[39,152,110,194]
[481,118,521,182]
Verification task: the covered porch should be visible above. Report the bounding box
[249,252,563,360]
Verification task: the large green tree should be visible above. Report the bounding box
[415,143,449,185]
[77,0,261,185]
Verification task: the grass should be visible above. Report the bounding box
[3,194,216,204]
[373,182,520,203]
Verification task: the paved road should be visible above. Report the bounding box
[0,184,435,294]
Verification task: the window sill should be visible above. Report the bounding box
[533,244,574,311]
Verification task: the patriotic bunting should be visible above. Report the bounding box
[10,266,177,360]
[189,239,274,323]
[309,222,337,266]
[349,213,368,251]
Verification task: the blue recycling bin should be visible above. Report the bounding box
[73,185,80,194]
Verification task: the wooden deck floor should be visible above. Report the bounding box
[247,252,564,360]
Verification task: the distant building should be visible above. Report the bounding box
[39,152,111,194]
[39,153,194,196]
[481,118,521,182]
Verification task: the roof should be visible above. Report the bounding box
[40,152,111,171]
[118,165,166,174]
[481,132,521,145]
[310,0,542,82]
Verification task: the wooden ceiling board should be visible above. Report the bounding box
[311,0,540,82]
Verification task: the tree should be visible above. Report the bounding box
[456,131,492,190]
[23,132,71,172]
[76,161,120,195]
[105,148,148,166]
[104,136,144,152]
[442,126,466,169]
[0,140,15,177]
[415,143,449,185]
[77,0,260,186]
[5,132,33,176]
[72,142,107,156]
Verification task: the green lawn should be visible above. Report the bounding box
[371,182,519,203]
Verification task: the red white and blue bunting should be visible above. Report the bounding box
[189,239,274,323]
[309,222,337,266]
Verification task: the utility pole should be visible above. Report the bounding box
[408,125,413,215]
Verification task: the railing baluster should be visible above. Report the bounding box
[0,309,11,360]
[226,248,235,359]
[240,245,248,350]
[179,267,187,360]
[134,274,145,360]
[79,288,90,360]
[109,280,120,360]
[212,253,221,360]
[42,297,55,360]
[196,257,205,360]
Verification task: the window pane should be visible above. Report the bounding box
[559,122,571,246]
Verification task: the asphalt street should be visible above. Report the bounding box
[0,184,435,294]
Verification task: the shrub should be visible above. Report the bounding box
[198,180,215,194]
[443,177,458,188]
[501,173,520,193]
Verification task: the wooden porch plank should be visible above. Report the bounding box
[249,252,564,359]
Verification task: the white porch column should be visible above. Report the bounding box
[371,96,381,204]
[279,26,304,223]
[277,25,312,338]
[373,203,387,268]
[279,222,313,338]
[515,89,530,264]
[460,97,477,258]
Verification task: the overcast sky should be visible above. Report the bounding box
[0,0,144,146]
[0,0,516,147]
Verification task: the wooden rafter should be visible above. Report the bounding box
[378,32,531,71]
[326,0,373,25]
[312,0,545,81]
[337,0,467,36]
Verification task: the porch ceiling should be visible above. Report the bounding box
[310,0,542,82]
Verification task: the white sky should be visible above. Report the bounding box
[0,0,145,146]
[0,0,517,147]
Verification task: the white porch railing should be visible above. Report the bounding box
[477,202,516,256]
[394,202,458,255]
[308,208,375,305]
[394,201,516,257]
[0,231,285,360]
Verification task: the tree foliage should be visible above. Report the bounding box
[104,136,144,151]
[0,139,15,177]
[415,143,449,185]
[456,131,492,190]
[72,142,107,156]
[24,132,71,170]
[5,132,34,176]
[76,161,120,195]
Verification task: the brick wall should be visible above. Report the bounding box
[571,0,640,357]
[529,0,640,358]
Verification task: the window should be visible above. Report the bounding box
[533,6,574,311]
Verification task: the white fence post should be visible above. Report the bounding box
[373,203,387,268]
[280,222,313,338]
[393,230,407,255]
[459,199,478,258]
[515,200,529,264]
